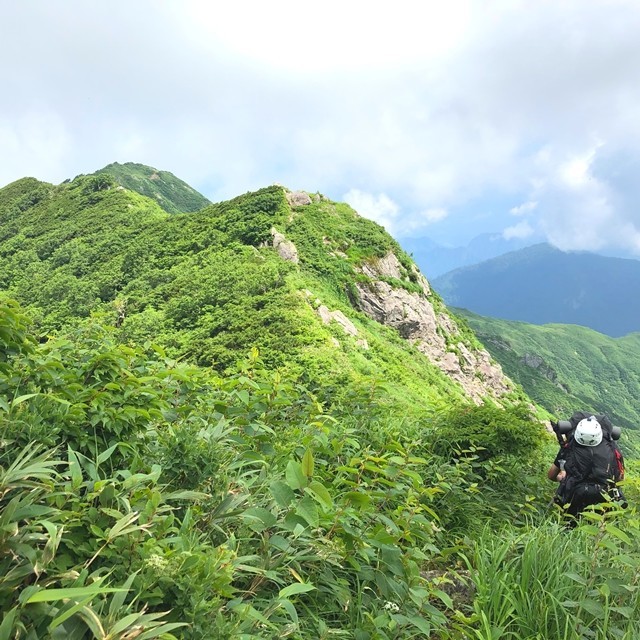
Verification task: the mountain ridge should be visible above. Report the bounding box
[433,242,640,337]
[4,163,640,638]
[457,308,640,434]
[94,161,211,214]
[0,168,524,418]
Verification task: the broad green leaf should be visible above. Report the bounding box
[279,598,299,623]
[76,607,106,638]
[49,594,96,630]
[242,507,277,531]
[41,520,63,566]
[107,612,144,636]
[270,480,295,508]
[306,481,333,510]
[0,608,17,640]
[343,491,372,509]
[285,460,307,490]
[611,605,634,619]
[11,393,38,406]
[432,588,453,609]
[579,598,604,617]
[605,524,632,544]
[97,443,119,465]
[108,572,136,618]
[564,572,588,586]
[405,614,432,635]
[135,622,188,640]
[67,448,83,489]
[278,583,316,599]
[164,490,209,501]
[295,496,318,528]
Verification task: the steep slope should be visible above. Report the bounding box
[0,173,522,416]
[433,243,640,337]
[458,308,640,432]
[94,161,211,213]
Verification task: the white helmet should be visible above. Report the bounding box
[574,416,603,447]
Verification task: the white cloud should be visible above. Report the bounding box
[421,208,449,223]
[184,0,472,73]
[558,146,601,189]
[343,189,400,232]
[342,190,450,237]
[509,201,538,216]
[503,221,534,240]
[2,1,640,255]
[524,142,640,254]
[0,111,71,186]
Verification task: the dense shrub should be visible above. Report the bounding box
[430,403,547,460]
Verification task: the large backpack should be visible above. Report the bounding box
[555,412,625,507]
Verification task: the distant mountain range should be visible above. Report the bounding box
[433,243,640,337]
[398,233,543,279]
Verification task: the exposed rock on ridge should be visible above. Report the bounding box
[355,252,513,404]
[271,228,299,264]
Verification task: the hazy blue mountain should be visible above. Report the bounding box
[398,232,541,278]
[433,243,640,337]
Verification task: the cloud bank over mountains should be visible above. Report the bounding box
[2,1,640,255]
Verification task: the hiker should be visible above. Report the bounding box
[548,414,625,520]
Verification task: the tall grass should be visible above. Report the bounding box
[454,508,640,640]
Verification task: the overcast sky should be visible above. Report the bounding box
[2,1,640,252]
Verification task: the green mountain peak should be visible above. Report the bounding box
[0,176,521,415]
[94,161,211,214]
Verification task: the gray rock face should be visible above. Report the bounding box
[355,280,439,341]
[354,253,513,404]
[521,353,558,383]
[361,252,405,280]
[271,229,299,264]
[317,305,358,336]
[286,191,312,207]
[522,353,544,369]
[315,303,369,349]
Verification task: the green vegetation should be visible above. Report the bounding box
[458,310,640,433]
[3,298,640,638]
[0,176,512,419]
[1,165,639,637]
[95,162,211,214]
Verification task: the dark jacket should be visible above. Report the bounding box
[557,436,622,517]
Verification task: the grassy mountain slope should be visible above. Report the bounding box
[3,167,640,638]
[459,308,640,431]
[433,243,640,337]
[95,161,211,213]
[0,173,521,422]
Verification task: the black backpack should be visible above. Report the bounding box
[554,412,625,507]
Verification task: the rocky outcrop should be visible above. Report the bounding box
[286,191,312,207]
[271,228,299,264]
[317,305,358,336]
[520,352,567,390]
[354,252,513,403]
[315,302,369,349]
